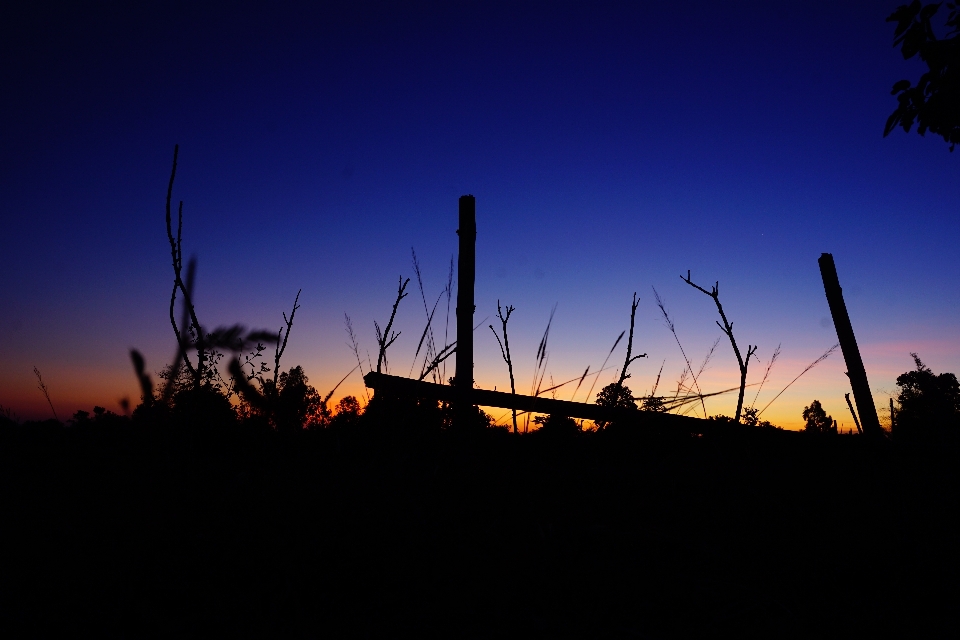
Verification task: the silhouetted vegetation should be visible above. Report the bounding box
[489,300,518,433]
[885,1,960,150]
[893,353,960,442]
[802,399,837,434]
[4,149,958,637]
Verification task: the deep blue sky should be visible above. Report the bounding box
[2,1,957,428]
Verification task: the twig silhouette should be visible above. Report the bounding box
[682,271,757,423]
[33,367,58,421]
[165,145,207,390]
[489,301,517,433]
[273,289,302,385]
[375,277,409,373]
[617,292,647,387]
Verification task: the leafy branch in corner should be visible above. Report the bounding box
[885,1,960,150]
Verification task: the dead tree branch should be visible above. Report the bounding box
[273,289,302,384]
[682,270,757,422]
[165,144,207,389]
[489,300,518,433]
[617,292,647,387]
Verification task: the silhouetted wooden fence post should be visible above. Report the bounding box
[363,194,800,438]
[818,253,883,437]
[456,195,476,427]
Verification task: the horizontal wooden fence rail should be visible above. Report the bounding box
[362,371,758,437]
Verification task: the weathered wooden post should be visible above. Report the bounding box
[455,195,476,427]
[845,392,863,435]
[818,253,883,437]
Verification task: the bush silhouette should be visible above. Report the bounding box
[594,382,636,430]
[802,399,836,434]
[894,353,960,442]
[532,413,580,435]
[273,366,325,433]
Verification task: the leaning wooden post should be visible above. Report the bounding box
[455,195,477,427]
[845,392,863,435]
[818,253,883,437]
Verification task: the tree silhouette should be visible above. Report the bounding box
[594,381,637,430]
[885,1,960,150]
[802,399,836,434]
[274,365,325,433]
[893,353,960,440]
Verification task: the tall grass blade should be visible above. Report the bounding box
[757,344,839,417]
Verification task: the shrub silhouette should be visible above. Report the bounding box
[532,413,580,435]
[802,400,836,434]
[894,353,960,442]
[272,365,325,433]
[327,395,361,431]
[594,381,637,430]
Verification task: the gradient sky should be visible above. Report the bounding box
[3,1,958,429]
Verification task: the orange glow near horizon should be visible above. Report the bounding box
[7,332,948,432]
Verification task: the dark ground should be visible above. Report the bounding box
[1,419,957,638]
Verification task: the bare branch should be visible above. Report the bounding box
[273,289,302,384]
[490,300,518,433]
[376,276,410,373]
[682,270,756,423]
[617,292,647,387]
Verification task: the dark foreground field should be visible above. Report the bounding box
[1,418,957,638]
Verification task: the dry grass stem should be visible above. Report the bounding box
[375,276,410,374]
[757,343,839,417]
[654,286,707,417]
[33,367,58,421]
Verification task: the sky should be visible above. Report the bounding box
[2,0,958,429]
